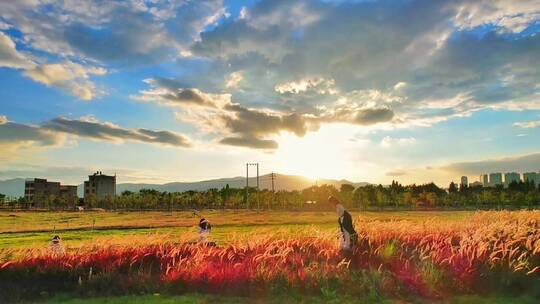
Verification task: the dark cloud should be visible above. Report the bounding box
[135,78,230,108]
[214,104,312,149]
[223,104,309,137]
[0,121,61,146]
[385,170,407,177]
[42,117,191,147]
[219,136,278,150]
[193,21,289,62]
[442,153,540,175]
[164,88,216,107]
[136,129,191,147]
[62,15,172,64]
[353,108,395,125]
[319,106,395,126]
[0,115,192,151]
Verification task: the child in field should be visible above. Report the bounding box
[50,235,65,255]
[329,196,357,255]
[198,218,211,243]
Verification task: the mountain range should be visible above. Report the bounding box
[0,174,370,198]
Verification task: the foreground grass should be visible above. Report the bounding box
[3,210,540,303]
[42,293,390,304]
[44,294,249,304]
[40,293,539,304]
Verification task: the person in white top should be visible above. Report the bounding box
[198,218,211,243]
[329,196,357,255]
[50,235,65,255]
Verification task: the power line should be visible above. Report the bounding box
[271,172,275,206]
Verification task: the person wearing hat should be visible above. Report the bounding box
[329,196,357,255]
[50,235,65,255]
[198,218,211,243]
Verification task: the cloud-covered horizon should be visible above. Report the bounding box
[442,153,540,175]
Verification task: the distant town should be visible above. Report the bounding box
[460,171,540,188]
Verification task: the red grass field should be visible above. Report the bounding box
[1,211,540,302]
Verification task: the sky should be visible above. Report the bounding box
[0,0,540,186]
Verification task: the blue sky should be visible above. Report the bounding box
[1,0,539,186]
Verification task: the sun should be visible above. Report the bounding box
[271,124,368,181]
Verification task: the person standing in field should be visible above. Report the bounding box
[198,218,211,243]
[329,196,357,255]
[50,235,65,255]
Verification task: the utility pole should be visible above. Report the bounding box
[256,163,260,211]
[271,172,275,208]
[245,163,249,208]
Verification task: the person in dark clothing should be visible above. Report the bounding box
[329,196,357,253]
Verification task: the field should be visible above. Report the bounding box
[1,210,540,303]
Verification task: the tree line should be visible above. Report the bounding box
[2,180,540,211]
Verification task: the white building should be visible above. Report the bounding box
[489,173,503,187]
[504,172,520,186]
[524,172,540,186]
[479,174,489,186]
[460,176,468,187]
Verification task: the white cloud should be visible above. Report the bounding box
[24,61,106,100]
[0,31,105,100]
[225,71,243,89]
[380,136,416,148]
[0,31,35,69]
[275,77,337,95]
[513,119,540,128]
[453,0,540,33]
[239,6,248,19]
[393,82,407,91]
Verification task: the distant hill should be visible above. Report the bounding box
[0,178,26,198]
[116,174,370,194]
[0,174,371,198]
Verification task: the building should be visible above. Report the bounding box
[60,185,78,197]
[469,181,483,188]
[524,172,540,186]
[24,178,78,201]
[460,176,468,187]
[84,171,116,202]
[479,174,489,186]
[489,173,503,186]
[504,172,521,186]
